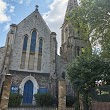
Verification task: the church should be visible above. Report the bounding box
[0,0,85,105]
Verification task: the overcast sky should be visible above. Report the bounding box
[0,0,68,54]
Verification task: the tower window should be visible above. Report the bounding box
[76,46,80,56]
[62,72,66,79]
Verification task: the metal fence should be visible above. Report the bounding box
[8,107,75,110]
[8,108,57,110]
[90,85,110,102]
[90,85,110,110]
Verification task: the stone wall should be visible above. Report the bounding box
[0,47,5,73]
[56,55,73,95]
[9,9,52,74]
[0,74,12,110]
[58,80,66,110]
[50,32,57,78]
[56,55,67,79]
[10,70,50,89]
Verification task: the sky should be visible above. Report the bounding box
[0,0,68,54]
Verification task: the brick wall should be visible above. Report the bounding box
[91,102,110,110]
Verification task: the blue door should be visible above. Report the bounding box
[23,80,33,104]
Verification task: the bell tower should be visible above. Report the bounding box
[60,0,85,62]
[66,0,78,13]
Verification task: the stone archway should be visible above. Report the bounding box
[19,75,39,105]
[23,80,33,104]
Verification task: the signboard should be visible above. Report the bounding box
[38,88,48,93]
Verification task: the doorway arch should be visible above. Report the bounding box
[19,75,39,104]
[23,80,33,104]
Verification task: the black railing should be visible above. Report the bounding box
[8,107,75,110]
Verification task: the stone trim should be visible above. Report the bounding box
[19,75,39,105]
[10,70,50,77]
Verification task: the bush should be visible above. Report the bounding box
[34,93,55,107]
[8,93,22,107]
[66,95,76,107]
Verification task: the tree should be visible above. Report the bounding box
[67,0,110,57]
[67,54,110,110]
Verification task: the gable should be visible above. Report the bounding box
[10,9,51,73]
[17,10,51,35]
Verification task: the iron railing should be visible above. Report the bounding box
[8,107,75,110]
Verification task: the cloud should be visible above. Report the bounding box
[0,0,10,23]
[43,0,68,54]
[9,5,15,13]
[12,0,31,5]
[25,0,31,5]
[45,0,53,5]
[3,23,10,32]
[18,0,23,4]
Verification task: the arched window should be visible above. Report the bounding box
[20,35,28,69]
[23,36,28,51]
[38,39,43,54]
[37,38,43,71]
[28,30,37,70]
[30,30,37,52]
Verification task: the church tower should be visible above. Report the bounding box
[60,0,85,62]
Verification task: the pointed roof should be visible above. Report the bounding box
[66,0,78,13]
[63,0,78,26]
[17,5,51,32]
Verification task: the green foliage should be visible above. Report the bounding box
[66,95,76,107]
[8,93,22,107]
[67,0,110,57]
[34,93,55,107]
[67,54,110,109]
[67,54,110,91]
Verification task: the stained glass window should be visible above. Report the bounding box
[38,39,43,53]
[30,30,37,52]
[23,36,28,51]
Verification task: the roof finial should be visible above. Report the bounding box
[35,5,39,11]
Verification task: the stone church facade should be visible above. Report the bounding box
[0,0,85,105]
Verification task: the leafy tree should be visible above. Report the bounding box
[67,54,110,110]
[67,0,110,57]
